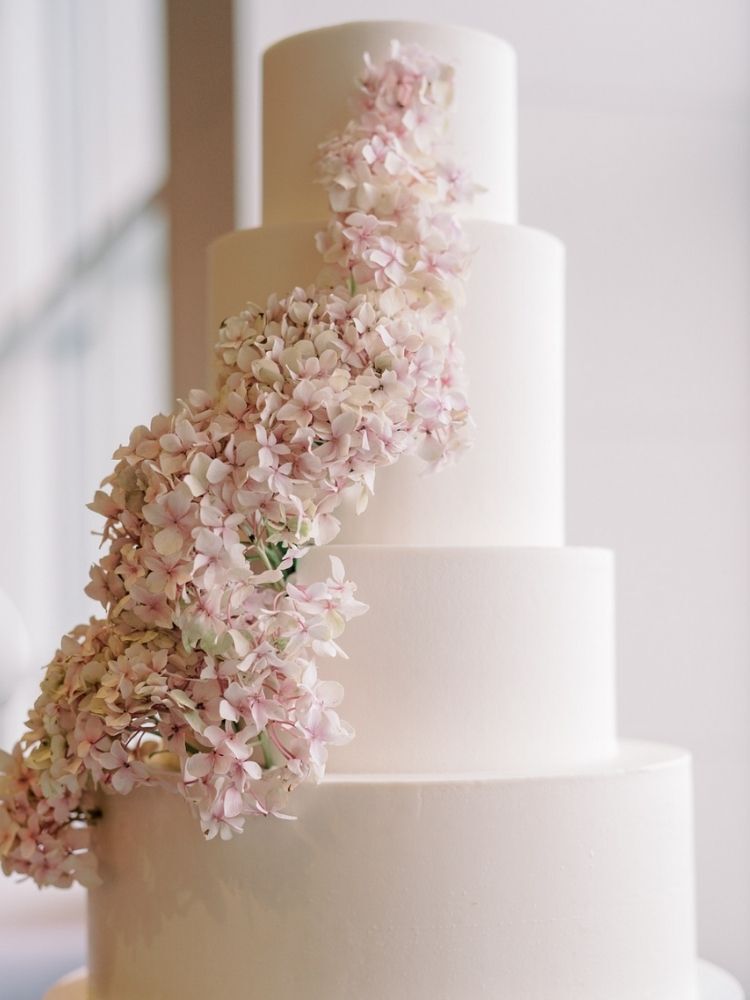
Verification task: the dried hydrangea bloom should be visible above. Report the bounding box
[0,41,474,888]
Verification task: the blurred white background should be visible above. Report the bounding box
[0,0,747,996]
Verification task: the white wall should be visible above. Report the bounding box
[236,0,750,987]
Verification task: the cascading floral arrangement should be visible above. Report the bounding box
[0,42,475,889]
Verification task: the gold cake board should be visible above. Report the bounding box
[44,961,745,999]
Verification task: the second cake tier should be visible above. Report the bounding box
[209,219,565,546]
[296,545,616,775]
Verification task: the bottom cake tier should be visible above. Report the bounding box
[88,741,697,1000]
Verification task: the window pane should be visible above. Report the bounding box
[0,206,170,742]
[0,0,170,745]
[0,0,167,339]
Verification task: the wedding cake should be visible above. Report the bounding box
[16,19,741,1000]
[84,20,697,1000]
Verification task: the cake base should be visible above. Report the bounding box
[43,962,746,999]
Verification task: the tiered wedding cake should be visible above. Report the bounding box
[41,23,748,1000]
[83,21,706,1000]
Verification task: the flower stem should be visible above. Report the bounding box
[259,731,274,769]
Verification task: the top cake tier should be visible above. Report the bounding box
[262,21,517,225]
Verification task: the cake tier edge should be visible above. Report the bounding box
[87,741,697,1000]
[46,963,748,1000]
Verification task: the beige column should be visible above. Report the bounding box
[167,0,235,398]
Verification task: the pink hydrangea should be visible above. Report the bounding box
[0,40,475,888]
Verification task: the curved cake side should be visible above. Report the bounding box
[88,744,697,1000]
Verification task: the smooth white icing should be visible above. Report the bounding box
[297,545,616,774]
[262,21,517,226]
[87,743,697,1000]
[208,219,565,545]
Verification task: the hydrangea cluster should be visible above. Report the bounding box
[0,42,475,889]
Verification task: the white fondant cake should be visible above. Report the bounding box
[82,20,726,1000]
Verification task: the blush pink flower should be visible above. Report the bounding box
[142,483,197,557]
[94,741,150,795]
[0,40,474,889]
[184,726,255,780]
